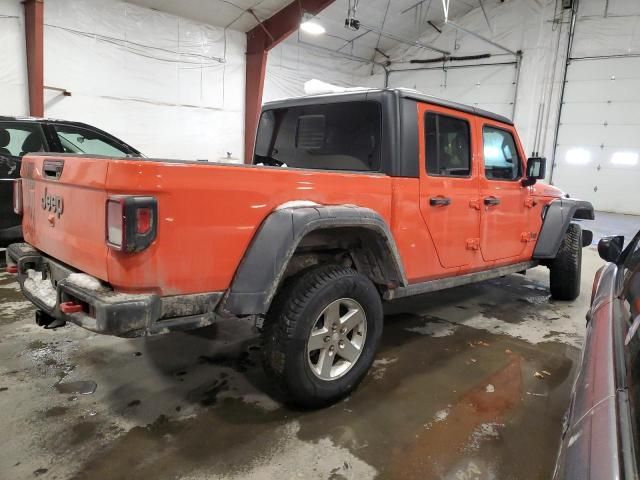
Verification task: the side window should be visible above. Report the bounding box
[0,122,47,158]
[482,126,522,180]
[425,113,471,177]
[52,124,129,157]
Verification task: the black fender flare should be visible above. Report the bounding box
[533,198,595,259]
[221,204,407,315]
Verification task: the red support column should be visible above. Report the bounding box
[23,0,44,117]
[244,0,336,163]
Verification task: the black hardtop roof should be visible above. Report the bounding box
[262,87,513,126]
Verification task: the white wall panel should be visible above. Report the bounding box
[388,63,517,119]
[43,0,245,162]
[0,0,29,116]
[263,41,382,102]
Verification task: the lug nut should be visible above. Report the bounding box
[340,327,346,334]
[339,340,345,348]
[324,336,331,343]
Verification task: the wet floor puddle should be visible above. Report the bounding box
[67,320,577,480]
[54,380,97,395]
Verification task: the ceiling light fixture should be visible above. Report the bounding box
[300,13,325,35]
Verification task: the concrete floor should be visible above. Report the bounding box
[1,213,639,480]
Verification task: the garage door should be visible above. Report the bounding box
[389,62,518,120]
[552,56,640,215]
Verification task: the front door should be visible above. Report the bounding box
[418,104,481,270]
[478,122,531,262]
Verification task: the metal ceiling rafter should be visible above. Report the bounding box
[371,0,392,69]
[336,29,371,53]
[401,0,429,15]
[445,20,518,57]
[478,0,493,33]
[359,22,451,55]
[297,39,386,66]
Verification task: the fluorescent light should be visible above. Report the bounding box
[301,19,325,35]
[565,148,591,165]
[300,13,325,35]
[611,151,638,166]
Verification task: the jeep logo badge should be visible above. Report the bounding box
[41,187,64,218]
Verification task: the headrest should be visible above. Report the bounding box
[0,129,9,148]
[21,132,43,153]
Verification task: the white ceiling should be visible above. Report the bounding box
[127,0,480,61]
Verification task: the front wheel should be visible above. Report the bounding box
[549,223,583,301]
[261,265,383,408]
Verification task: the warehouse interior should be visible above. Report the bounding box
[1,0,640,478]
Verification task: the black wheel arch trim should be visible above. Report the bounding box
[221,204,407,316]
[533,198,595,259]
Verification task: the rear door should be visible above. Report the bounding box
[477,121,531,262]
[418,103,481,270]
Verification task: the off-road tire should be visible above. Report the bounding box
[261,265,383,408]
[549,223,582,301]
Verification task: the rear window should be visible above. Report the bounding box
[0,122,47,158]
[254,101,381,172]
[52,124,132,157]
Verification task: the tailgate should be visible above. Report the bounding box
[21,155,110,280]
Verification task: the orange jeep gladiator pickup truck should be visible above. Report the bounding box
[7,88,594,406]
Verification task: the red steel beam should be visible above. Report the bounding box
[23,0,44,117]
[244,0,336,163]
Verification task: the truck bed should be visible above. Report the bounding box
[20,154,395,295]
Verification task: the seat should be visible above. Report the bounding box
[20,132,44,156]
[0,129,11,156]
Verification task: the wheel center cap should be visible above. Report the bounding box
[332,332,340,341]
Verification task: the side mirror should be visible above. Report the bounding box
[521,157,547,187]
[598,235,624,263]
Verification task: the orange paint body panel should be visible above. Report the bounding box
[25,157,443,295]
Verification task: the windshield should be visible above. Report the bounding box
[254,101,381,172]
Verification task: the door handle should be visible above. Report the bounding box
[430,196,451,207]
[484,196,501,206]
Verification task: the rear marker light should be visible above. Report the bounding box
[106,196,157,253]
[6,265,18,274]
[13,179,23,215]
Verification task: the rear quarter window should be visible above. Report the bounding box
[0,122,47,158]
[254,101,381,172]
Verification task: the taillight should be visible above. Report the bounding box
[13,179,23,215]
[106,196,157,252]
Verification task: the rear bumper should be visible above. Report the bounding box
[6,243,223,337]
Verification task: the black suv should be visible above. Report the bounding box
[0,117,141,246]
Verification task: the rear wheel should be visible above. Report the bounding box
[549,223,583,301]
[261,265,383,408]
